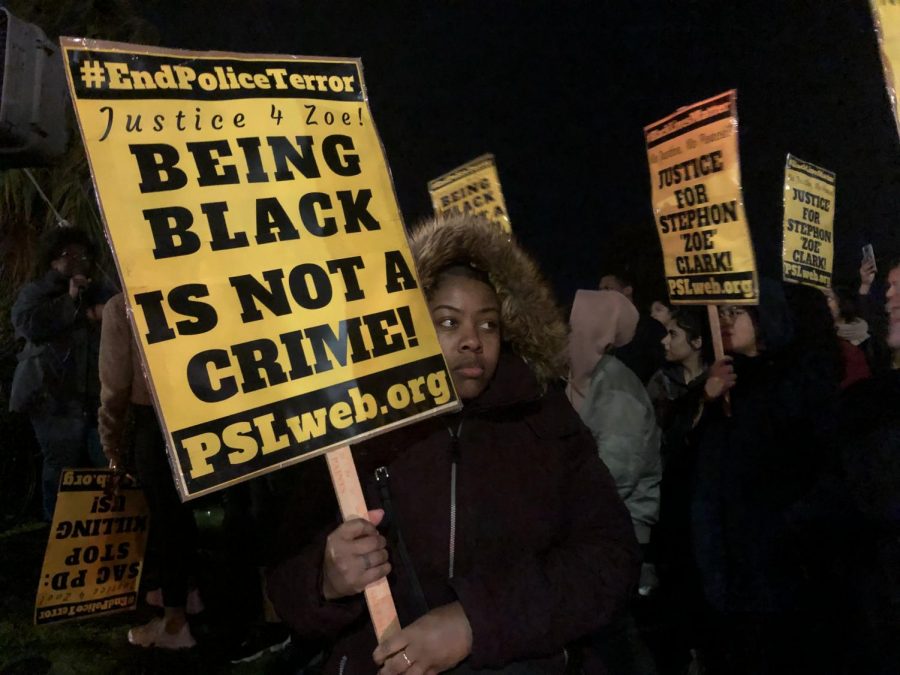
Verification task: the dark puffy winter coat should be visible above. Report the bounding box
[690,281,839,613]
[268,353,638,673]
[267,216,639,673]
[9,270,102,414]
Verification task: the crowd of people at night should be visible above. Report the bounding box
[8,214,900,674]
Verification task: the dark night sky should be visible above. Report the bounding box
[144,0,900,307]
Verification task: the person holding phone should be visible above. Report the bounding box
[856,245,892,374]
[9,225,112,520]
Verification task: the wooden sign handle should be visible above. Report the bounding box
[707,305,732,416]
[325,445,401,642]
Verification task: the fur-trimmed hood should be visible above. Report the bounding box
[408,215,568,387]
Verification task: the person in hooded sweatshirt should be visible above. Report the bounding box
[266,215,639,674]
[567,289,662,551]
[566,290,662,675]
[689,279,839,675]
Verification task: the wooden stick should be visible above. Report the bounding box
[707,304,725,360]
[707,305,732,416]
[326,445,401,641]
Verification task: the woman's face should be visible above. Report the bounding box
[50,243,92,279]
[661,320,699,363]
[887,265,900,349]
[428,274,501,400]
[719,306,758,356]
[650,301,672,324]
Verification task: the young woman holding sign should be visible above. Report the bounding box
[267,215,639,674]
[688,280,840,675]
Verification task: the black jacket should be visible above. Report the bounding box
[9,270,103,415]
[267,353,639,674]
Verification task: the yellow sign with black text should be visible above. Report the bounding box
[35,470,148,625]
[428,154,511,233]
[61,39,459,499]
[644,90,758,305]
[782,155,835,289]
[872,0,900,139]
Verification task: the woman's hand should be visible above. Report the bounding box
[68,274,90,300]
[859,258,876,295]
[704,357,736,401]
[322,509,390,600]
[86,303,106,322]
[373,601,473,674]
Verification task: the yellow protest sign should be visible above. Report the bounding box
[35,470,148,625]
[61,39,459,499]
[872,0,900,139]
[644,90,758,305]
[428,154,511,233]
[782,155,835,289]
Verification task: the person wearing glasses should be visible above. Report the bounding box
[688,280,840,674]
[9,225,112,520]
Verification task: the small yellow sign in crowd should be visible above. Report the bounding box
[872,0,900,139]
[428,154,511,233]
[781,155,836,289]
[644,90,758,305]
[35,470,149,625]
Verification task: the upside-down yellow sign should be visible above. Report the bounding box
[61,39,459,500]
[782,155,835,289]
[428,154,511,233]
[35,470,148,625]
[644,90,758,305]
[872,0,900,139]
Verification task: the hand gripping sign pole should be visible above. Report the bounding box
[326,445,401,641]
[706,306,731,415]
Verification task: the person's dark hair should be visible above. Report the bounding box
[428,261,494,300]
[831,285,861,323]
[783,283,842,387]
[739,305,765,352]
[649,297,671,315]
[737,278,795,356]
[600,267,635,291]
[669,306,713,365]
[37,225,96,276]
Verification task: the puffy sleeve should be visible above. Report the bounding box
[579,361,662,543]
[12,274,79,343]
[450,393,641,668]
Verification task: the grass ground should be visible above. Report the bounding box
[0,522,302,675]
